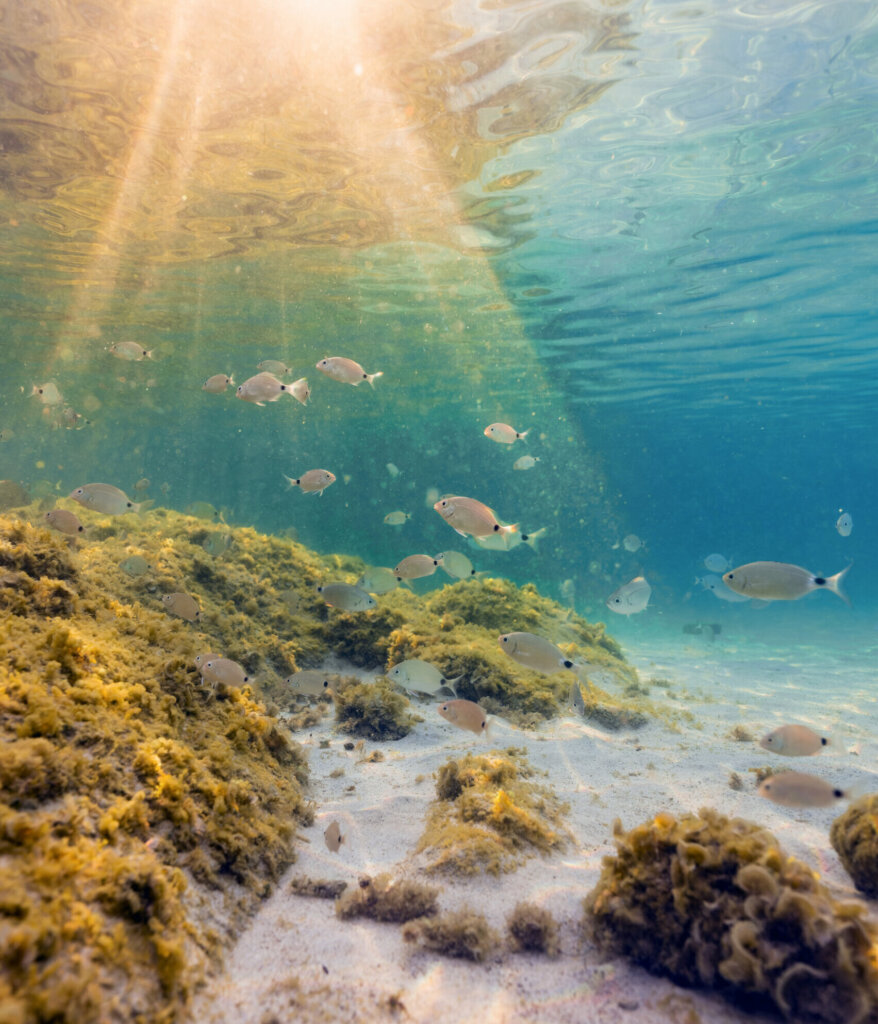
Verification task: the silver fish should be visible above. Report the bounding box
[356,567,399,595]
[119,555,151,577]
[383,510,410,526]
[70,483,149,515]
[388,659,459,696]
[317,583,376,612]
[202,532,232,556]
[513,455,539,471]
[437,699,487,736]
[44,509,85,535]
[606,576,651,616]
[257,359,292,376]
[31,383,63,406]
[202,658,249,687]
[284,470,336,496]
[498,632,576,674]
[435,550,476,579]
[697,574,749,603]
[569,680,586,716]
[202,373,234,393]
[236,371,294,405]
[836,512,853,537]
[109,341,152,361]
[316,356,382,387]
[434,495,517,539]
[759,725,829,757]
[161,592,201,622]
[723,562,850,604]
[284,670,336,697]
[484,422,529,444]
[393,554,438,580]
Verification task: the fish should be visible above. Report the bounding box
[484,423,528,444]
[289,378,310,405]
[513,455,539,471]
[194,652,221,670]
[622,534,643,553]
[257,359,292,376]
[202,532,232,556]
[435,550,476,580]
[161,592,201,622]
[109,341,152,361]
[52,406,89,431]
[472,525,546,552]
[393,554,438,580]
[284,470,336,496]
[284,670,335,697]
[31,383,63,406]
[434,495,517,539]
[387,463,402,478]
[757,771,847,809]
[317,583,376,612]
[70,483,149,515]
[606,576,651,616]
[759,725,829,757]
[383,510,411,526]
[119,555,151,577]
[185,502,221,521]
[356,567,399,595]
[722,562,850,604]
[236,371,295,405]
[44,509,85,535]
[437,699,488,737]
[133,478,150,492]
[0,428,14,442]
[703,553,732,573]
[388,659,459,696]
[316,356,382,387]
[202,658,249,687]
[569,680,586,716]
[836,511,853,537]
[498,632,576,674]
[324,820,344,853]
[202,373,234,393]
[697,574,750,602]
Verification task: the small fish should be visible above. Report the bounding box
[289,378,310,405]
[434,495,517,539]
[119,555,151,577]
[324,820,344,853]
[109,341,152,361]
[622,534,643,554]
[697,574,750,603]
[284,670,335,697]
[760,725,829,757]
[393,554,438,581]
[316,356,383,387]
[202,373,234,393]
[513,455,539,471]
[31,383,63,406]
[161,592,201,622]
[387,463,402,478]
[757,771,847,809]
[236,371,294,405]
[257,359,292,376]
[202,658,249,687]
[389,659,459,696]
[703,553,732,573]
[723,562,850,604]
[356,567,399,595]
[202,532,232,556]
[194,652,221,670]
[70,483,149,515]
[317,583,376,612]
[133,478,150,492]
[438,699,488,737]
[569,680,585,716]
[606,576,651,616]
[484,423,529,444]
[836,511,853,537]
[44,508,85,535]
[498,632,576,674]
[185,501,220,520]
[53,406,89,431]
[284,470,336,496]
[435,550,476,579]
[383,510,411,526]
[0,428,15,442]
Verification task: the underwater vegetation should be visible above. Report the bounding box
[332,677,418,741]
[830,794,878,898]
[402,910,502,962]
[584,808,878,1024]
[506,902,560,956]
[417,749,568,875]
[335,873,440,923]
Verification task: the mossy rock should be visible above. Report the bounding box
[585,808,878,1024]
[321,607,407,669]
[831,794,878,898]
[334,679,416,740]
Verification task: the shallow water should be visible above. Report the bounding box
[2,0,878,1020]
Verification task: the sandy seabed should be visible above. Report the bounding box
[189,622,878,1024]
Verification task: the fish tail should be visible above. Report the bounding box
[366,371,383,387]
[282,475,298,489]
[134,499,154,515]
[824,564,852,605]
[519,430,529,441]
[500,522,519,536]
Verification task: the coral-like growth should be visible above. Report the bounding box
[402,910,501,961]
[507,901,560,956]
[417,750,568,875]
[334,678,417,740]
[335,874,439,923]
[831,794,878,898]
[585,808,878,1024]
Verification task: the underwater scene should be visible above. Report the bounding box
[2,0,878,1021]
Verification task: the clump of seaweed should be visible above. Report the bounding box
[321,607,407,668]
[290,876,348,899]
[335,874,439,923]
[830,794,878,898]
[417,750,568,875]
[728,724,754,743]
[507,901,560,956]
[584,808,878,1024]
[402,910,501,962]
[334,679,417,740]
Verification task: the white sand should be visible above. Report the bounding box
[188,624,878,1024]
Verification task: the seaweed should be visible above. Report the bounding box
[830,794,878,898]
[584,808,878,1023]
[506,901,560,956]
[333,679,417,741]
[335,874,439,923]
[289,876,348,900]
[402,910,501,962]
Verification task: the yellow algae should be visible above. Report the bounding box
[417,750,568,875]
[335,874,440,923]
[402,910,501,962]
[831,794,878,898]
[333,678,418,740]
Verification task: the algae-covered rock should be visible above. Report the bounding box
[831,793,878,897]
[335,873,439,923]
[418,749,568,875]
[334,678,417,740]
[585,808,878,1024]
[402,910,501,961]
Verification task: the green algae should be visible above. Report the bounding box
[585,808,878,1024]
[417,749,568,875]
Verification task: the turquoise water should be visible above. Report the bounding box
[1,0,877,631]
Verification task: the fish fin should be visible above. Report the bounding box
[500,522,519,536]
[282,475,297,489]
[454,528,468,538]
[520,430,529,442]
[824,564,852,605]
[366,371,383,387]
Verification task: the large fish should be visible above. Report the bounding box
[723,562,850,604]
